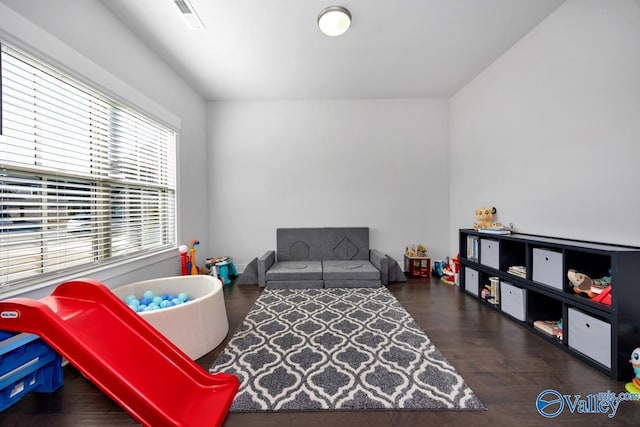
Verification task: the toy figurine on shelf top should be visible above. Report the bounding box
[473,207,496,230]
[473,206,514,235]
[405,244,427,257]
[416,244,427,257]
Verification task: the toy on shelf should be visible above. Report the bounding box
[557,319,564,341]
[473,206,514,234]
[441,254,459,285]
[625,347,640,394]
[533,319,563,341]
[481,277,500,305]
[405,244,427,258]
[473,207,497,230]
[592,286,612,305]
[567,269,612,305]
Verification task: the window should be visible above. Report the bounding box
[0,43,177,292]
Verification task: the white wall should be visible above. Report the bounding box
[449,0,640,251]
[0,0,209,298]
[208,99,451,267]
[9,0,633,294]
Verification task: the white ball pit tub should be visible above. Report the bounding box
[112,275,228,360]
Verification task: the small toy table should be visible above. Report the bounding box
[207,257,238,285]
[404,255,432,278]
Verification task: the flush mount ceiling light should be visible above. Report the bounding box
[317,6,351,36]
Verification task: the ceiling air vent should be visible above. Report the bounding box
[173,0,205,29]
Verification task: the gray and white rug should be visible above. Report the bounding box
[210,287,485,412]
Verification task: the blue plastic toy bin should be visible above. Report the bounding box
[0,330,64,411]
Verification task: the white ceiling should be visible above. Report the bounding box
[100,0,565,101]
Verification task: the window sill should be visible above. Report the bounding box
[1,247,179,300]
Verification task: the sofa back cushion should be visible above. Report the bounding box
[276,227,371,261]
[276,228,324,261]
[322,227,370,261]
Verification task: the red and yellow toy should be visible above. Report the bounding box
[441,254,460,285]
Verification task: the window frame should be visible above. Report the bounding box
[0,42,178,295]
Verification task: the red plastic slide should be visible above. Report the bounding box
[0,279,238,426]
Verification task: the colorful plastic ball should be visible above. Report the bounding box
[122,288,194,313]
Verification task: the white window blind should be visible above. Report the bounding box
[0,44,177,291]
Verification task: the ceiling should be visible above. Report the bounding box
[100,0,565,101]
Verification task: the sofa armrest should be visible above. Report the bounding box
[258,250,276,288]
[369,249,389,285]
[386,255,407,283]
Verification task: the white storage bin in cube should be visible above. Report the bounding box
[532,248,563,291]
[500,282,527,321]
[568,308,611,368]
[480,239,499,270]
[465,267,479,297]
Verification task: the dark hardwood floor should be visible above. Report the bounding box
[1,277,639,426]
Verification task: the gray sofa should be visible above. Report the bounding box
[258,227,388,289]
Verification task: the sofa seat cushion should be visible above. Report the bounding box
[266,280,324,289]
[265,261,323,281]
[322,260,380,280]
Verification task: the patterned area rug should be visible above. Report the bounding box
[210,287,485,412]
